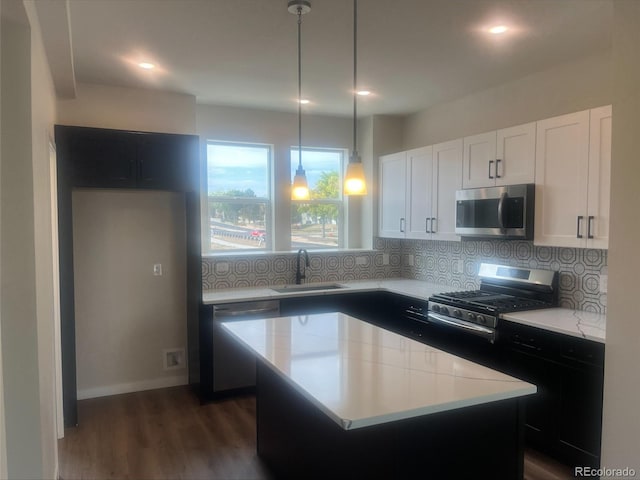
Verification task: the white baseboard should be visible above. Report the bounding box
[77,375,188,400]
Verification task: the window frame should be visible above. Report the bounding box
[290,146,346,250]
[204,140,273,253]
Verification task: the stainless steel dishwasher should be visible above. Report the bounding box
[212,300,280,393]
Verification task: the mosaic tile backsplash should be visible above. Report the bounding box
[202,237,607,313]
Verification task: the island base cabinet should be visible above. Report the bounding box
[256,363,526,480]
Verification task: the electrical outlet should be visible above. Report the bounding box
[215,262,229,274]
[456,259,464,274]
[163,348,186,371]
[599,274,608,294]
[355,256,367,266]
[382,253,389,265]
[153,263,163,276]
[407,254,414,267]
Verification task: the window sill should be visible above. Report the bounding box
[201,248,376,259]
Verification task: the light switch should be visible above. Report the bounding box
[153,264,163,276]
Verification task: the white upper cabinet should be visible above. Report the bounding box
[534,107,611,248]
[379,152,407,238]
[586,105,612,249]
[379,141,462,241]
[406,146,433,239]
[431,139,463,241]
[463,123,536,189]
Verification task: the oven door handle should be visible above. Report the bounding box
[427,312,496,343]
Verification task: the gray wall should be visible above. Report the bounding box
[403,51,612,150]
[73,191,188,399]
[601,1,640,473]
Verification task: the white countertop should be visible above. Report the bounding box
[501,308,606,343]
[222,312,536,430]
[202,278,454,304]
[204,278,607,343]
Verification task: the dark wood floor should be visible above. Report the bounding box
[58,386,574,480]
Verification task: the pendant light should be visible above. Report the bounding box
[344,0,367,196]
[289,0,311,201]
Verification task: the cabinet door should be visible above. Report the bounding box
[557,363,604,467]
[462,131,496,189]
[432,139,462,241]
[534,110,590,247]
[495,122,536,187]
[406,146,433,239]
[68,127,137,188]
[137,133,198,191]
[586,105,612,249]
[379,152,407,238]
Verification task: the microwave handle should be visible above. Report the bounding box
[497,192,507,231]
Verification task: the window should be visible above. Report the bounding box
[205,141,271,251]
[290,147,345,249]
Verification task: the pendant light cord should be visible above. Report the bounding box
[352,0,358,157]
[297,7,303,169]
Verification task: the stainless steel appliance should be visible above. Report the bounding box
[423,263,558,344]
[212,300,280,393]
[455,183,535,239]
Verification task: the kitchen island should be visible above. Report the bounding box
[222,312,536,479]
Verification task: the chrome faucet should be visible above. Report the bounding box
[295,249,309,284]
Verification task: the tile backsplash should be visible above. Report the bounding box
[202,237,607,313]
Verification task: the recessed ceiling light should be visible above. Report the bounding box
[299,98,310,104]
[357,90,371,96]
[489,25,508,34]
[138,62,155,70]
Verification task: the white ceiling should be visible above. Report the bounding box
[38,0,612,117]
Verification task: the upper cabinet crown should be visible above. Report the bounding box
[56,125,199,192]
[462,122,536,189]
[379,139,462,241]
[534,106,612,249]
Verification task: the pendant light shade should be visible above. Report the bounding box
[290,0,311,201]
[344,0,367,196]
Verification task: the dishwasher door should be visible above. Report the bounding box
[212,300,280,393]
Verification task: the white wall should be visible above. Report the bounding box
[0,4,44,478]
[73,190,188,398]
[0,9,5,480]
[196,104,360,251]
[403,51,612,150]
[57,82,196,134]
[601,1,640,474]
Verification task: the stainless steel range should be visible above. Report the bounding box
[426,263,558,343]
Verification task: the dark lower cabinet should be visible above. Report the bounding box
[499,321,604,468]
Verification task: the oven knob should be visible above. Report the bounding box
[453,309,461,317]
[431,304,440,313]
[440,307,449,316]
[467,312,476,321]
[477,315,486,324]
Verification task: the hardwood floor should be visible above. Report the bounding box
[59,386,574,480]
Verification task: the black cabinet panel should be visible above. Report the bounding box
[137,133,198,191]
[68,128,137,188]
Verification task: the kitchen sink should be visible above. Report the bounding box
[270,283,346,293]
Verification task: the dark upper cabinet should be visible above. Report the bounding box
[137,132,198,191]
[56,125,199,192]
[68,128,137,188]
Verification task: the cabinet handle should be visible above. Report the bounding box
[425,218,431,233]
[588,216,595,239]
[495,159,502,178]
[488,160,494,179]
[400,218,405,233]
[576,216,584,239]
[431,217,437,233]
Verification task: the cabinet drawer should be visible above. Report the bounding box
[560,337,605,367]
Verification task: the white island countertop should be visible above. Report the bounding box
[222,312,536,430]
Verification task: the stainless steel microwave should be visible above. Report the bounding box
[455,184,535,239]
